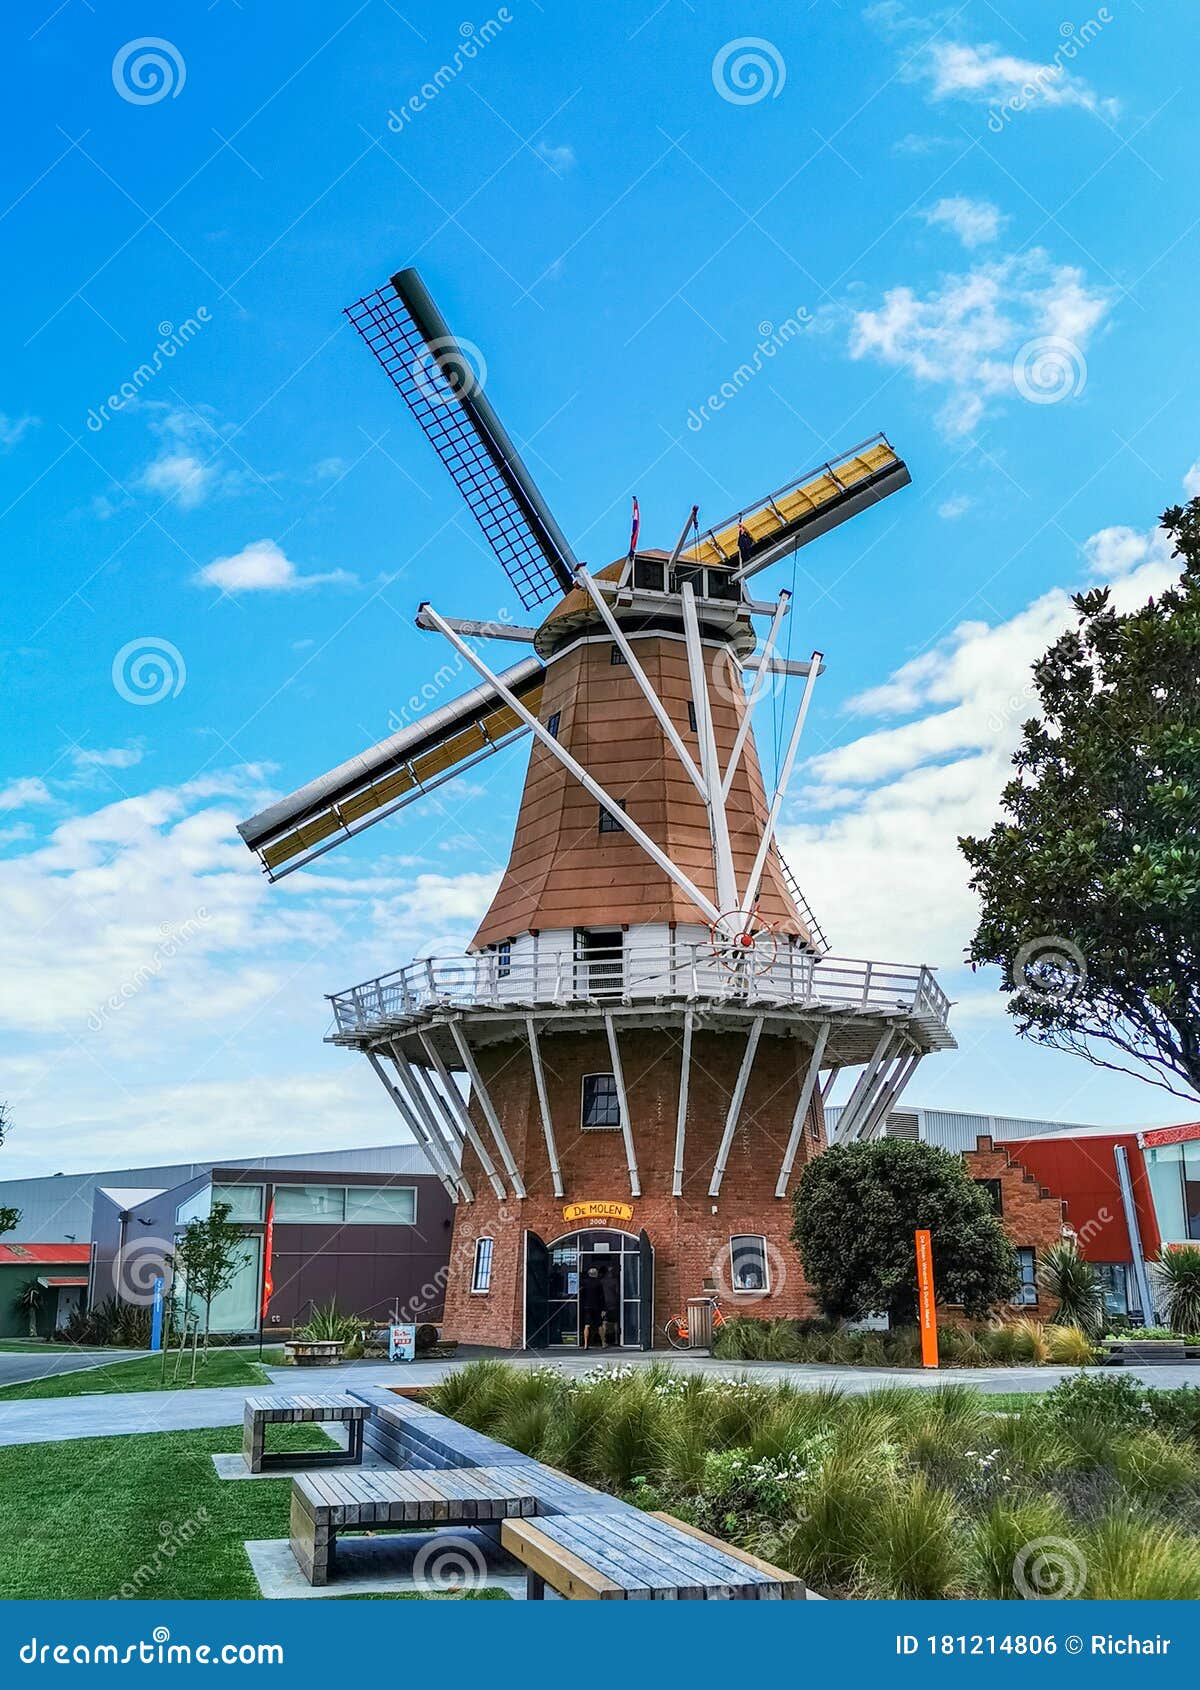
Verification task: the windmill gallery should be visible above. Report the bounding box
[236,268,955,1351]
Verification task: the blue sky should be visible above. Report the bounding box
[1,0,1198,1178]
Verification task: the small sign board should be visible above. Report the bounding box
[150,1277,164,1353]
[388,1323,416,1362]
[562,1200,633,1224]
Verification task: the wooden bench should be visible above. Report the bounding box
[502,1511,805,1601]
[242,1393,366,1474]
[290,1466,541,1586]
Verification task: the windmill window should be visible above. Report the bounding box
[598,800,627,834]
[581,1073,621,1130]
[471,1236,494,1294]
[1013,1247,1038,1305]
[546,711,561,740]
[634,558,665,591]
[609,644,628,666]
[730,1235,769,1292]
[496,942,511,979]
[687,700,697,733]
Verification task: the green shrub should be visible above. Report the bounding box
[972,1494,1075,1598]
[1152,1245,1200,1336]
[783,1445,881,1593]
[1043,1369,1148,1435]
[1109,1428,1200,1497]
[1082,1511,1200,1599]
[1144,1386,1200,1444]
[867,1473,965,1598]
[1040,1242,1105,1336]
[1045,1323,1098,1366]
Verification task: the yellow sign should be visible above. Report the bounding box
[562,1200,634,1224]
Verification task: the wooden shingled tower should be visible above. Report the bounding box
[239,268,954,1349]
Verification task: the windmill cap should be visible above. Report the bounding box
[533,555,756,660]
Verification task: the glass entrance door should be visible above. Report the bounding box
[536,1229,645,1348]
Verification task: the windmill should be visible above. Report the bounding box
[237,269,953,1350]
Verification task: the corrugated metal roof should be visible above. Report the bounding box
[0,1243,91,1265]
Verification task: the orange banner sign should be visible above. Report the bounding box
[915,1228,938,1369]
[562,1200,634,1224]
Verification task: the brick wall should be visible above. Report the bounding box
[961,1134,1068,1317]
[441,1021,825,1349]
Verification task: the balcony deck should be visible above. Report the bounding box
[327,944,955,1064]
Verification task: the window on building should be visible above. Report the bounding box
[730,1235,770,1292]
[211,1182,264,1222]
[1013,1247,1038,1305]
[1145,1141,1200,1242]
[687,700,698,734]
[581,1073,621,1130]
[975,1178,1003,1217]
[609,643,627,666]
[1095,1263,1131,1318]
[546,711,561,739]
[472,1236,494,1294]
[598,800,627,834]
[344,1186,417,1226]
[496,941,511,979]
[274,1184,346,1222]
[633,558,665,592]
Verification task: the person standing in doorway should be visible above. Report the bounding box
[600,1260,621,1348]
[580,1265,604,1349]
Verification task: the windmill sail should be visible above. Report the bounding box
[345,269,577,610]
[685,434,909,581]
[238,658,544,880]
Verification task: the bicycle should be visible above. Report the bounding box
[664,1295,725,1350]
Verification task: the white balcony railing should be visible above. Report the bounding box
[328,943,952,1038]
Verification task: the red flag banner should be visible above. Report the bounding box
[261,1195,275,1322]
[628,497,640,558]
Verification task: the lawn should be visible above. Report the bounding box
[0,1346,286,1400]
[0,1424,505,1600]
[430,1359,1200,1599]
[0,1340,109,1354]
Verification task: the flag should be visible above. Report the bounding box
[628,497,640,558]
[261,1195,275,1322]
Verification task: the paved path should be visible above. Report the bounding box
[0,1352,1195,1449]
[0,1347,142,1391]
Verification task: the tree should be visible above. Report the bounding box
[0,1206,19,1243]
[1152,1245,1200,1335]
[12,1279,43,1340]
[1040,1241,1105,1336]
[960,501,1200,1101]
[791,1138,1018,1323]
[168,1201,249,1349]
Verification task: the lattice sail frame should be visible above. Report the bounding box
[345,273,576,611]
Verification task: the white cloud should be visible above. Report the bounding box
[782,502,1183,975]
[0,411,37,451]
[938,494,972,520]
[138,450,213,510]
[194,538,356,594]
[922,195,1005,249]
[536,141,576,172]
[0,777,52,812]
[70,746,145,772]
[847,248,1111,437]
[1183,459,1200,498]
[922,38,1119,121]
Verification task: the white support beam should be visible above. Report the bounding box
[721,591,790,802]
[448,1020,527,1199]
[413,1064,465,1154]
[858,1048,922,1142]
[575,566,707,799]
[389,1044,473,1202]
[414,607,538,644]
[708,1014,764,1197]
[774,1021,830,1197]
[525,1016,564,1200]
[680,580,739,917]
[741,651,822,917]
[833,1028,895,1145]
[365,1050,460,1203]
[672,1008,694,1197]
[417,1031,507,1201]
[604,1014,641,1200]
[422,601,722,927]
